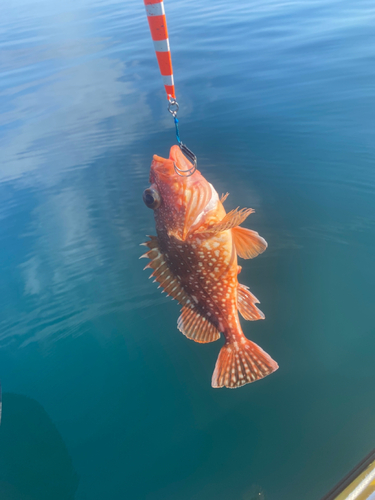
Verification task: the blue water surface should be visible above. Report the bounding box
[0,0,374,499]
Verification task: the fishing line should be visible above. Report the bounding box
[143,0,197,176]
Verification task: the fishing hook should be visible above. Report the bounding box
[168,98,197,177]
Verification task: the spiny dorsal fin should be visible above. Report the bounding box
[195,207,254,234]
[232,226,267,259]
[140,237,191,306]
[177,306,220,343]
[237,283,265,321]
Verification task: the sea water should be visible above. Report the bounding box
[0,0,374,498]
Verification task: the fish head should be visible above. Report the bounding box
[143,145,221,240]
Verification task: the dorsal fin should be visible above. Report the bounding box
[232,226,267,259]
[237,283,265,321]
[177,306,220,343]
[195,207,254,234]
[140,236,191,306]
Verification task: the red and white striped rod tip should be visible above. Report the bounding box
[144,0,175,99]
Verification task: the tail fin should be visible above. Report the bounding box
[212,338,278,389]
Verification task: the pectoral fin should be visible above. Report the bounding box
[220,192,229,204]
[195,207,254,234]
[232,226,267,259]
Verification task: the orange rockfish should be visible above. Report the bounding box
[141,146,278,388]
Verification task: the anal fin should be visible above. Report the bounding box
[177,306,220,343]
[232,226,267,259]
[237,283,265,321]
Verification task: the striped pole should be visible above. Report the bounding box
[144,0,175,100]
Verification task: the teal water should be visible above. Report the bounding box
[0,0,374,498]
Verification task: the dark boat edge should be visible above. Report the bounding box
[321,448,375,500]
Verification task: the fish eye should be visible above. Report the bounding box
[143,186,161,209]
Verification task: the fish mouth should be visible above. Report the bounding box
[149,154,175,183]
[150,145,195,183]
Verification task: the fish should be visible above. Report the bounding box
[141,145,278,388]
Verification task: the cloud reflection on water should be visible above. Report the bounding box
[0,1,156,347]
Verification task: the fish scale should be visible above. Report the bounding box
[165,234,234,332]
